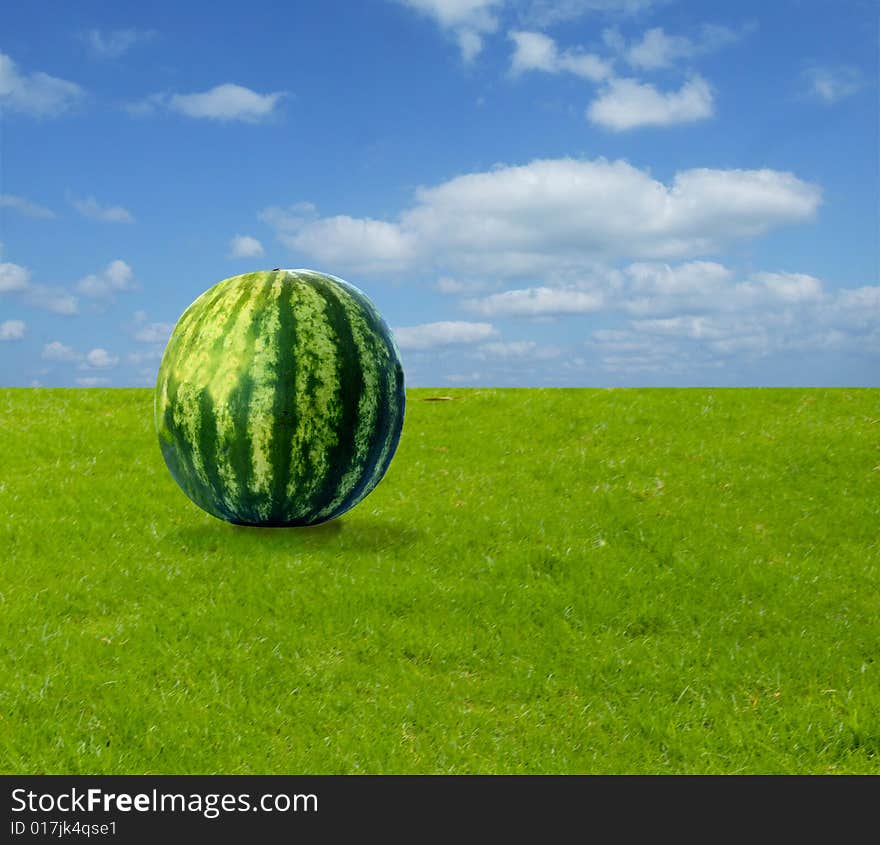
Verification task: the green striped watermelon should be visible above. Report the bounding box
[155,268,405,526]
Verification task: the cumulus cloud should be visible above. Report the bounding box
[70,195,134,223]
[619,261,748,316]
[0,194,55,219]
[24,285,79,315]
[803,66,864,104]
[132,321,174,343]
[81,348,120,370]
[80,28,156,59]
[170,84,286,121]
[262,157,821,278]
[477,340,561,359]
[228,234,265,258]
[0,256,79,314]
[588,75,714,129]
[465,286,604,317]
[42,341,81,362]
[584,263,879,373]
[129,84,287,122]
[128,348,165,365]
[509,30,611,80]
[604,23,747,70]
[76,260,135,299]
[395,0,503,61]
[0,262,31,293]
[449,259,877,377]
[123,91,168,117]
[434,276,490,294]
[0,52,85,117]
[520,0,669,26]
[0,319,26,340]
[475,261,829,322]
[261,204,418,274]
[393,320,498,349]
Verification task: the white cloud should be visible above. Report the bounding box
[586,267,880,373]
[601,262,828,318]
[834,286,880,314]
[803,66,864,104]
[76,376,110,387]
[0,319,26,340]
[395,0,503,61]
[434,276,489,294]
[619,260,737,316]
[24,285,79,315]
[740,271,824,305]
[228,234,265,258]
[76,260,135,299]
[265,210,418,274]
[70,196,135,223]
[520,0,668,27]
[588,75,714,130]
[0,52,85,117]
[478,340,561,359]
[133,322,174,343]
[123,91,167,117]
[509,30,611,80]
[264,157,820,278]
[42,341,81,362]
[465,286,604,317]
[169,84,286,122]
[80,28,155,59]
[0,262,31,293]
[626,260,733,295]
[128,348,165,365]
[81,348,119,370]
[393,320,498,349]
[456,30,484,62]
[633,313,743,340]
[0,194,55,219]
[605,23,746,70]
[621,26,692,69]
[0,256,80,314]
[126,84,286,122]
[824,286,880,331]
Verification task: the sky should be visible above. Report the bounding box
[1,0,877,388]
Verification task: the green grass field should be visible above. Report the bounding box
[1,387,878,774]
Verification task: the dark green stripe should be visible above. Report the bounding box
[159,391,207,513]
[302,276,365,524]
[224,373,257,523]
[195,387,235,521]
[335,334,394,515]
[266,276,298,523]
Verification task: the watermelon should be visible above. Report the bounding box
[155,268,405,526]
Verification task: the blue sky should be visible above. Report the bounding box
[1,0,877,387]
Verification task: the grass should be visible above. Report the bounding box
[1,386,878,774]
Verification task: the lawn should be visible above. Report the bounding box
[1,387,878,773]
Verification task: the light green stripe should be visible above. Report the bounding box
[246,274,283,516]
[206,282,264,511]
[286,274,341,508]
[172,276,255,388]
[171,380,207,483]
[167,280,235,384]
[156,284,229,473]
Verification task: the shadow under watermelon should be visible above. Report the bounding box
[163,513,421,554]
